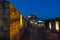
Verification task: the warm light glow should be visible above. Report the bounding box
[20,14,22,25]
[55,21,59,32]
[49,22,51,30]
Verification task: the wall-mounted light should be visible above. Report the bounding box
[20,14,22,26]
[55,21,59,32]
[49,22,52,30]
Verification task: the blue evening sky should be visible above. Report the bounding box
[7,0,60,20]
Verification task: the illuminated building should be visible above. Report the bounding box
[37,20,45,28]
[0,0,27,40]
[45,18,60,33]
[27,15,38,28]
[27,15,37,24]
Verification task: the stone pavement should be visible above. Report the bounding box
[21,27,60,40]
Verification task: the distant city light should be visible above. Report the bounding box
[38,20,43,22]
[28,16,31,18]
[35,22,37,24]
[30,21,33,24]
